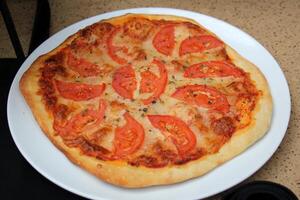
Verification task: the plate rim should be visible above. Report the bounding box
[7,7,291,200]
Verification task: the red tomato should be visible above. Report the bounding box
[54,99,107,135]
[140,59,168,105]
[179,35,223,56]
[112,65,137,99]
[66,49,100,77]
[107,28,128,64]
[147,115,196,155]
[171,85,230,113]
[140,70,158,93]
[184,61,243,78]
[55,80,105,101]
[153,25,175,56]
[114,112,145,158]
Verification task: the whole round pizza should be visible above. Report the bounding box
[20,14,272,188]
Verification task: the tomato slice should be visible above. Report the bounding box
[171,85,230,113]
[140,70,158,93]
[66,49,100,77]
[114,112,145,158]
[147,115,196,155]
[112,65,137,99]
[55,80,105,101]
[179,35,223,56]
[184,61,243,78]
[54,99,107,135]
[141,59,168,105]
[107,28,128,64]
[153,25,175,56]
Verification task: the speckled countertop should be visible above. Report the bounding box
[1,0,299,198]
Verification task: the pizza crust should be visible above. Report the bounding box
[19,13,272,188]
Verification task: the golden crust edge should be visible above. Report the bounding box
[19,13,273,188]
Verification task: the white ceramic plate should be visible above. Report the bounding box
[7,8,290,200]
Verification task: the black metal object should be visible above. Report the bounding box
[0,0,50,61]
[0,0,25,61]
[28,0,51,54]
[222,181,298,200]
[0,0,83,199]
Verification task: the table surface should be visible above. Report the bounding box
[0,0,299,199]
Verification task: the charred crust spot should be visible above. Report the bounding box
[81,139,110,155]
[44,95,56,108]
[96,22,114,32]
[80,27,93,38]
[152,19,178,26]
[244,78,260,95]
[92,22,115,38]
[153,142,177,162]
[226,81,244,93]
[123,17,154,40]
[53,104,69,121]
[174,148,206,165]
[218,48,229,60]
[70,39,86,50]
[212,116,235,137]
[38,77,57,109]
[86,126,112,145]
[225,78,258,97]
[82,140,112,161]
[128,155,163,168]
[45,52,65,67]
[80,22,115,38]
[39,64,66,79]
[39,53,68,110]
[63,135,85,147]
[63,135,112,161]
[128,142,178,168]
[182,22,206,34]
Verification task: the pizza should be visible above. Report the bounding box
[19,14,272,188]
